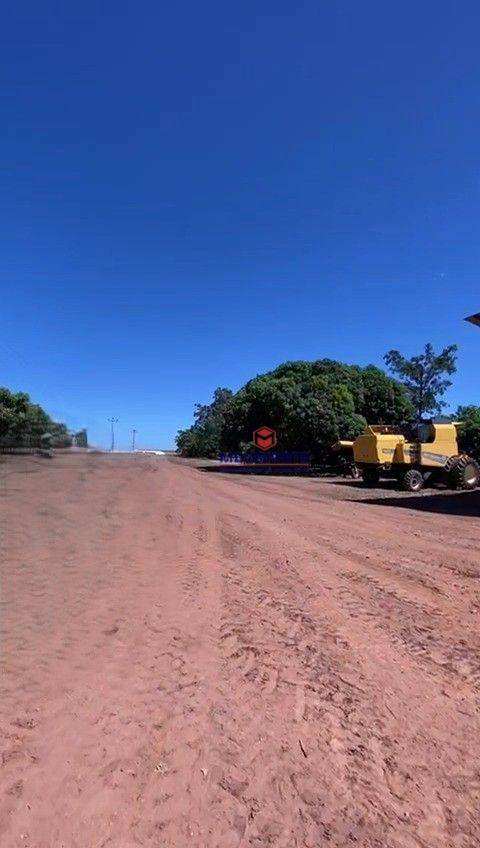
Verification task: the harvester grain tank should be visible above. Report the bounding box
[351,420,479,492]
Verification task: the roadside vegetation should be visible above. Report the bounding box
[0,387,85,449]
[177,345,480,464]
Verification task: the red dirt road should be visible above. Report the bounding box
[1,454,480,847]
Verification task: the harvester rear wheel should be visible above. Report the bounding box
[443,455,460,475]
[362,467,380,486]
[401,469,424,492]
[451,456,480,490]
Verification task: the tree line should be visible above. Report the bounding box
[176,344,480,463]
[0,387,86,448]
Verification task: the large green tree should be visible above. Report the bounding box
[177,360,414,462]
[0,387,72,447]
[221,360,412,463]
[384,343,457,420]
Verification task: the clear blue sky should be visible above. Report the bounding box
[2,2,479,449]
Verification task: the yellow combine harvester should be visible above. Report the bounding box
[346,420,479,492]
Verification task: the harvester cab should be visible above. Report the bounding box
[351,420,479,492]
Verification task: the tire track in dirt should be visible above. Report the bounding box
[211,510,419,846]
[196,470,480,683]
[2,455,480,847]
[192,473,480,847]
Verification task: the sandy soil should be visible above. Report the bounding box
[1,453,480,848]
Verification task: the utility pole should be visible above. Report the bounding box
[132,428,137,452]
[108,417,118,452]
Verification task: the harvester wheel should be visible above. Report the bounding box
[451,456,480,490]
[362,467,380,486]
[443,455,460,475]
[401,469,424,492]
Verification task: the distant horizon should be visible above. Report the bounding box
[7,340,479,451]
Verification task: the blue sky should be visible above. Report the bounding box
[2,1,479,449]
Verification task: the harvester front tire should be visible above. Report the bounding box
[401,469,424,492]
[362,467,380,486]
[451,456,480,491]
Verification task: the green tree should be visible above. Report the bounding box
[360,365,414,423]
[176,387,233,457]
[49,422,73,448]
[456,406,480,463]
[0,386,73,447]
[0,389,34,440]
[221,359,411,463]
[177,360,413,462]
[176,428,208,457]
[74,429,88,448]
[384,343,457,420]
